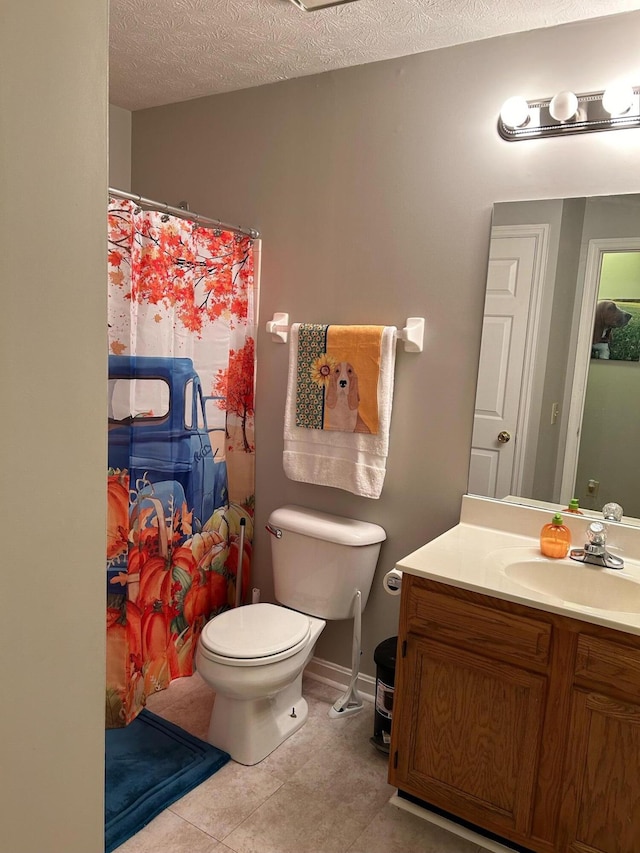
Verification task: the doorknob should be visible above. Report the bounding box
[497,431,511,444]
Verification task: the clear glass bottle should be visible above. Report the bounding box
[540,513,571,559]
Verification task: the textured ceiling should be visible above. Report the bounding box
[109,0,640,111]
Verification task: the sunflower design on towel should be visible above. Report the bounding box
[295,325,382,434]
[310,353,338,387]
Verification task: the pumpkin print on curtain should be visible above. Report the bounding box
[106,197,257,727]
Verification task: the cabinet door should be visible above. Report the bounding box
[560,690,640,853]
[393,636,546,837]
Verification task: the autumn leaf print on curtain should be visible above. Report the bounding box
[106,197,257,727]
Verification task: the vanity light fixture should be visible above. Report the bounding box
[548,90,580,123]
[602,83,636,116]
[498,84,640,141]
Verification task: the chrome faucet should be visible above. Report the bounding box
[602,502,624,522]
[570,520,624,570]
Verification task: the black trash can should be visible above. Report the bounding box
[370,636,398,754]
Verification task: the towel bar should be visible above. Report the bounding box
[266,314,425,352]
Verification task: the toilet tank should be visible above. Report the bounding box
[267,505,386,620]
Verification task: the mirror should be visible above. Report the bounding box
[469,193,640,520]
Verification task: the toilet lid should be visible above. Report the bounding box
[200,603,311,659]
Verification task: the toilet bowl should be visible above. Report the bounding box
[196,602,325,765]
[196,505,386,765]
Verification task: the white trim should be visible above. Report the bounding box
[304,656,376,702]
[560,237,640,502]
[389,793,518,853]
[490,224,550,496]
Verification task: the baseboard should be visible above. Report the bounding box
[304,656,376,703]
[389,793,519,853]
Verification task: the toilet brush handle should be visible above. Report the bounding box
[235,517,246,608]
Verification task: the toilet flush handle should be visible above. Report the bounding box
[265,523,282,539]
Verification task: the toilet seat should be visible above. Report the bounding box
[199,603,312,667]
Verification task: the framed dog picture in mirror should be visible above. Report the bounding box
[592,252,640,361]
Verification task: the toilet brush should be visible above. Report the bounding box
[235,517,246,608]
[329,589,364,718]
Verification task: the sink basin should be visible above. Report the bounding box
[491,548,640,613]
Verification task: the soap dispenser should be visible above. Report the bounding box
[540,513,571,559]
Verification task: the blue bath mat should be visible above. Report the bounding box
[105,709,230,852]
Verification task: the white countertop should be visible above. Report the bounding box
[395,495,640,636]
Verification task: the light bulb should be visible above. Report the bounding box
[602,83,635,116]
[549,91,579,122]
[499,96,530,129]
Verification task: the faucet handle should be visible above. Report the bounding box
[602,502,623,522]
[587,521,607,546]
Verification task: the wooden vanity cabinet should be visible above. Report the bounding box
[559,635,640,853]
[389,575,640,853]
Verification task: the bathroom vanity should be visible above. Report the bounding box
[389,496,640,853]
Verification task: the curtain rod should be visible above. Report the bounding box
[108,188,260,240]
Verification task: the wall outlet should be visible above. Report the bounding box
[551,402,560,425]
[587,479,600,497]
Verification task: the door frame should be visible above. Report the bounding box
[560,237,640,503]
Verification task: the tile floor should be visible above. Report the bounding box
[115,673,492,853]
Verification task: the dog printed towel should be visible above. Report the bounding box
[284,324,397,499]
[295,324,383,434]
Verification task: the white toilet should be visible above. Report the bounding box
[195,504,386,765]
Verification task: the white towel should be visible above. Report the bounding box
[283,324,397,499]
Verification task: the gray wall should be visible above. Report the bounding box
[109,104,132,190]
[546,199,587,498]
[577,361,640,514]
[131,11,640,674]
[1,2,107,852]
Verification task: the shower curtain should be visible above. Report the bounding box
[106,197,257,727]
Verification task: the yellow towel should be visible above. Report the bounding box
[324,325,382,434]
[296,324,383,435]
[286,324,397,499]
